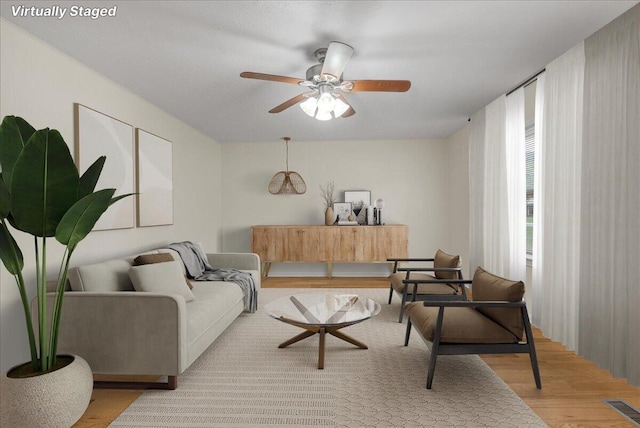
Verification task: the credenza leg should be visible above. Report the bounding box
[327,262,333,278]
[262,262,272,279]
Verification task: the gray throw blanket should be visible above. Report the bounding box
[163,241,257,313]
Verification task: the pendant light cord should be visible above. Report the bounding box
[282,137,290,171]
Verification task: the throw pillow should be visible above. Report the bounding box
[129,261,196,303]
[471,267,525,340]
[133,253,193,289]
[434,249,461,280]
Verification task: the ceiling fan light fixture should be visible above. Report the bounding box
[241,40,411,121]
[320,41,354,81]
[315,110,333,121]
[333,97,349,118]
[300,97,317,117]
[317,93,336,113]
[316,85,336,113]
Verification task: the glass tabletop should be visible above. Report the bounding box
[264,293,381,326]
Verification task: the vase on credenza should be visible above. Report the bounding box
[325,207,335,225]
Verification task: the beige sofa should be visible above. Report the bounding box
[37,247,260,390]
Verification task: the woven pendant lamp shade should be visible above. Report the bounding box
[269,137,306,195]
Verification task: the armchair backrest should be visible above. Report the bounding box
[434,249,461,280]
[471,267,525,339]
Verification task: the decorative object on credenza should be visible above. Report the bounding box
[345,190,371,225]
[136,129,173,227]
[374,198,385,225]
[333,202,352,223]
[320,181,336,225]
[269,137,306,195]
[0,115,132,427]
[75,103,135,230]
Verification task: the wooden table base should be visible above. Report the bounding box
[278,324,368,369]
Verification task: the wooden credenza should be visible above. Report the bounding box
[251,225,408,277]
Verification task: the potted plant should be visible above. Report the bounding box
[0,115,130,426]
[320,181,336,225]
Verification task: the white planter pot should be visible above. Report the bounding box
[0,354,93,428]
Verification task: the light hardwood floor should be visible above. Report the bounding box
[74,277,640,427]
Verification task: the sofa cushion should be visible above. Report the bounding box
[187,281,244,347]
[68,258,134,292]
[134,253,193,289]
[129,261,195,302]
[389,272,459,295]
[152,249,187,275]
[434,249,461,280]
[405,302,519,343]
[471,267,524,340]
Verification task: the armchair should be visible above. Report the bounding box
[404,267,541,390]
[387,249,467,322]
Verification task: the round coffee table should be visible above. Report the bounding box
[264,293,381,369]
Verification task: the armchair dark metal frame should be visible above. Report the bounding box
[405,295,541,390]
[387,258,468,323]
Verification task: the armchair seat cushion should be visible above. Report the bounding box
[390,273,459,295]
[405,302,519,344]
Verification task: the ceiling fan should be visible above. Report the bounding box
[240,41,411,120]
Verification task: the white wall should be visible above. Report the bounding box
[0,20,223,372]
[221,138,453,276]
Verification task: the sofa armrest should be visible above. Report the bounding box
[206,252,260,271]
[34,292,188,376]
[206,253,261,290]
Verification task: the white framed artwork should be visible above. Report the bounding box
[75,104,135,230]
[136,129,173,227]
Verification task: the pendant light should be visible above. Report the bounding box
[268,137,306,195]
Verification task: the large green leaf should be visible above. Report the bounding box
[55,188,115,252]
[0,176,10,218]
[110,193,135,206]
[0,116,35,190]
[10,129,79,237]
[0,222,23,275]
[78,156,106,200]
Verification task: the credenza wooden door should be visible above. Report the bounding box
[251,225,408,263]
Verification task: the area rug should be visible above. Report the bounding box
[110,288,546,427]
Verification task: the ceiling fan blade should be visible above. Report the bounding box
[347,80,411,92]
[320,41,354,81]
[341,106,356,118]
[335,94,356,118]
[268,93,308,113]
[240,72,303,85]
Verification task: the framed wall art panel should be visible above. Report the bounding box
[75,104,135,230]
[136,129,173,227]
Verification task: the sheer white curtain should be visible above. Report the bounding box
[579,5,640,386]
[482,96,509,276]
[468,109,486,278]
[468,92,526,281]
[531,42,585,351]
[531,73,545,320]
[505,88,526,282]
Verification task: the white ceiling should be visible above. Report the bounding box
[1,1,636,143]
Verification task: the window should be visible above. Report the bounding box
[525,121,535,256]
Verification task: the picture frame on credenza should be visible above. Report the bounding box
[333,202,352,221]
